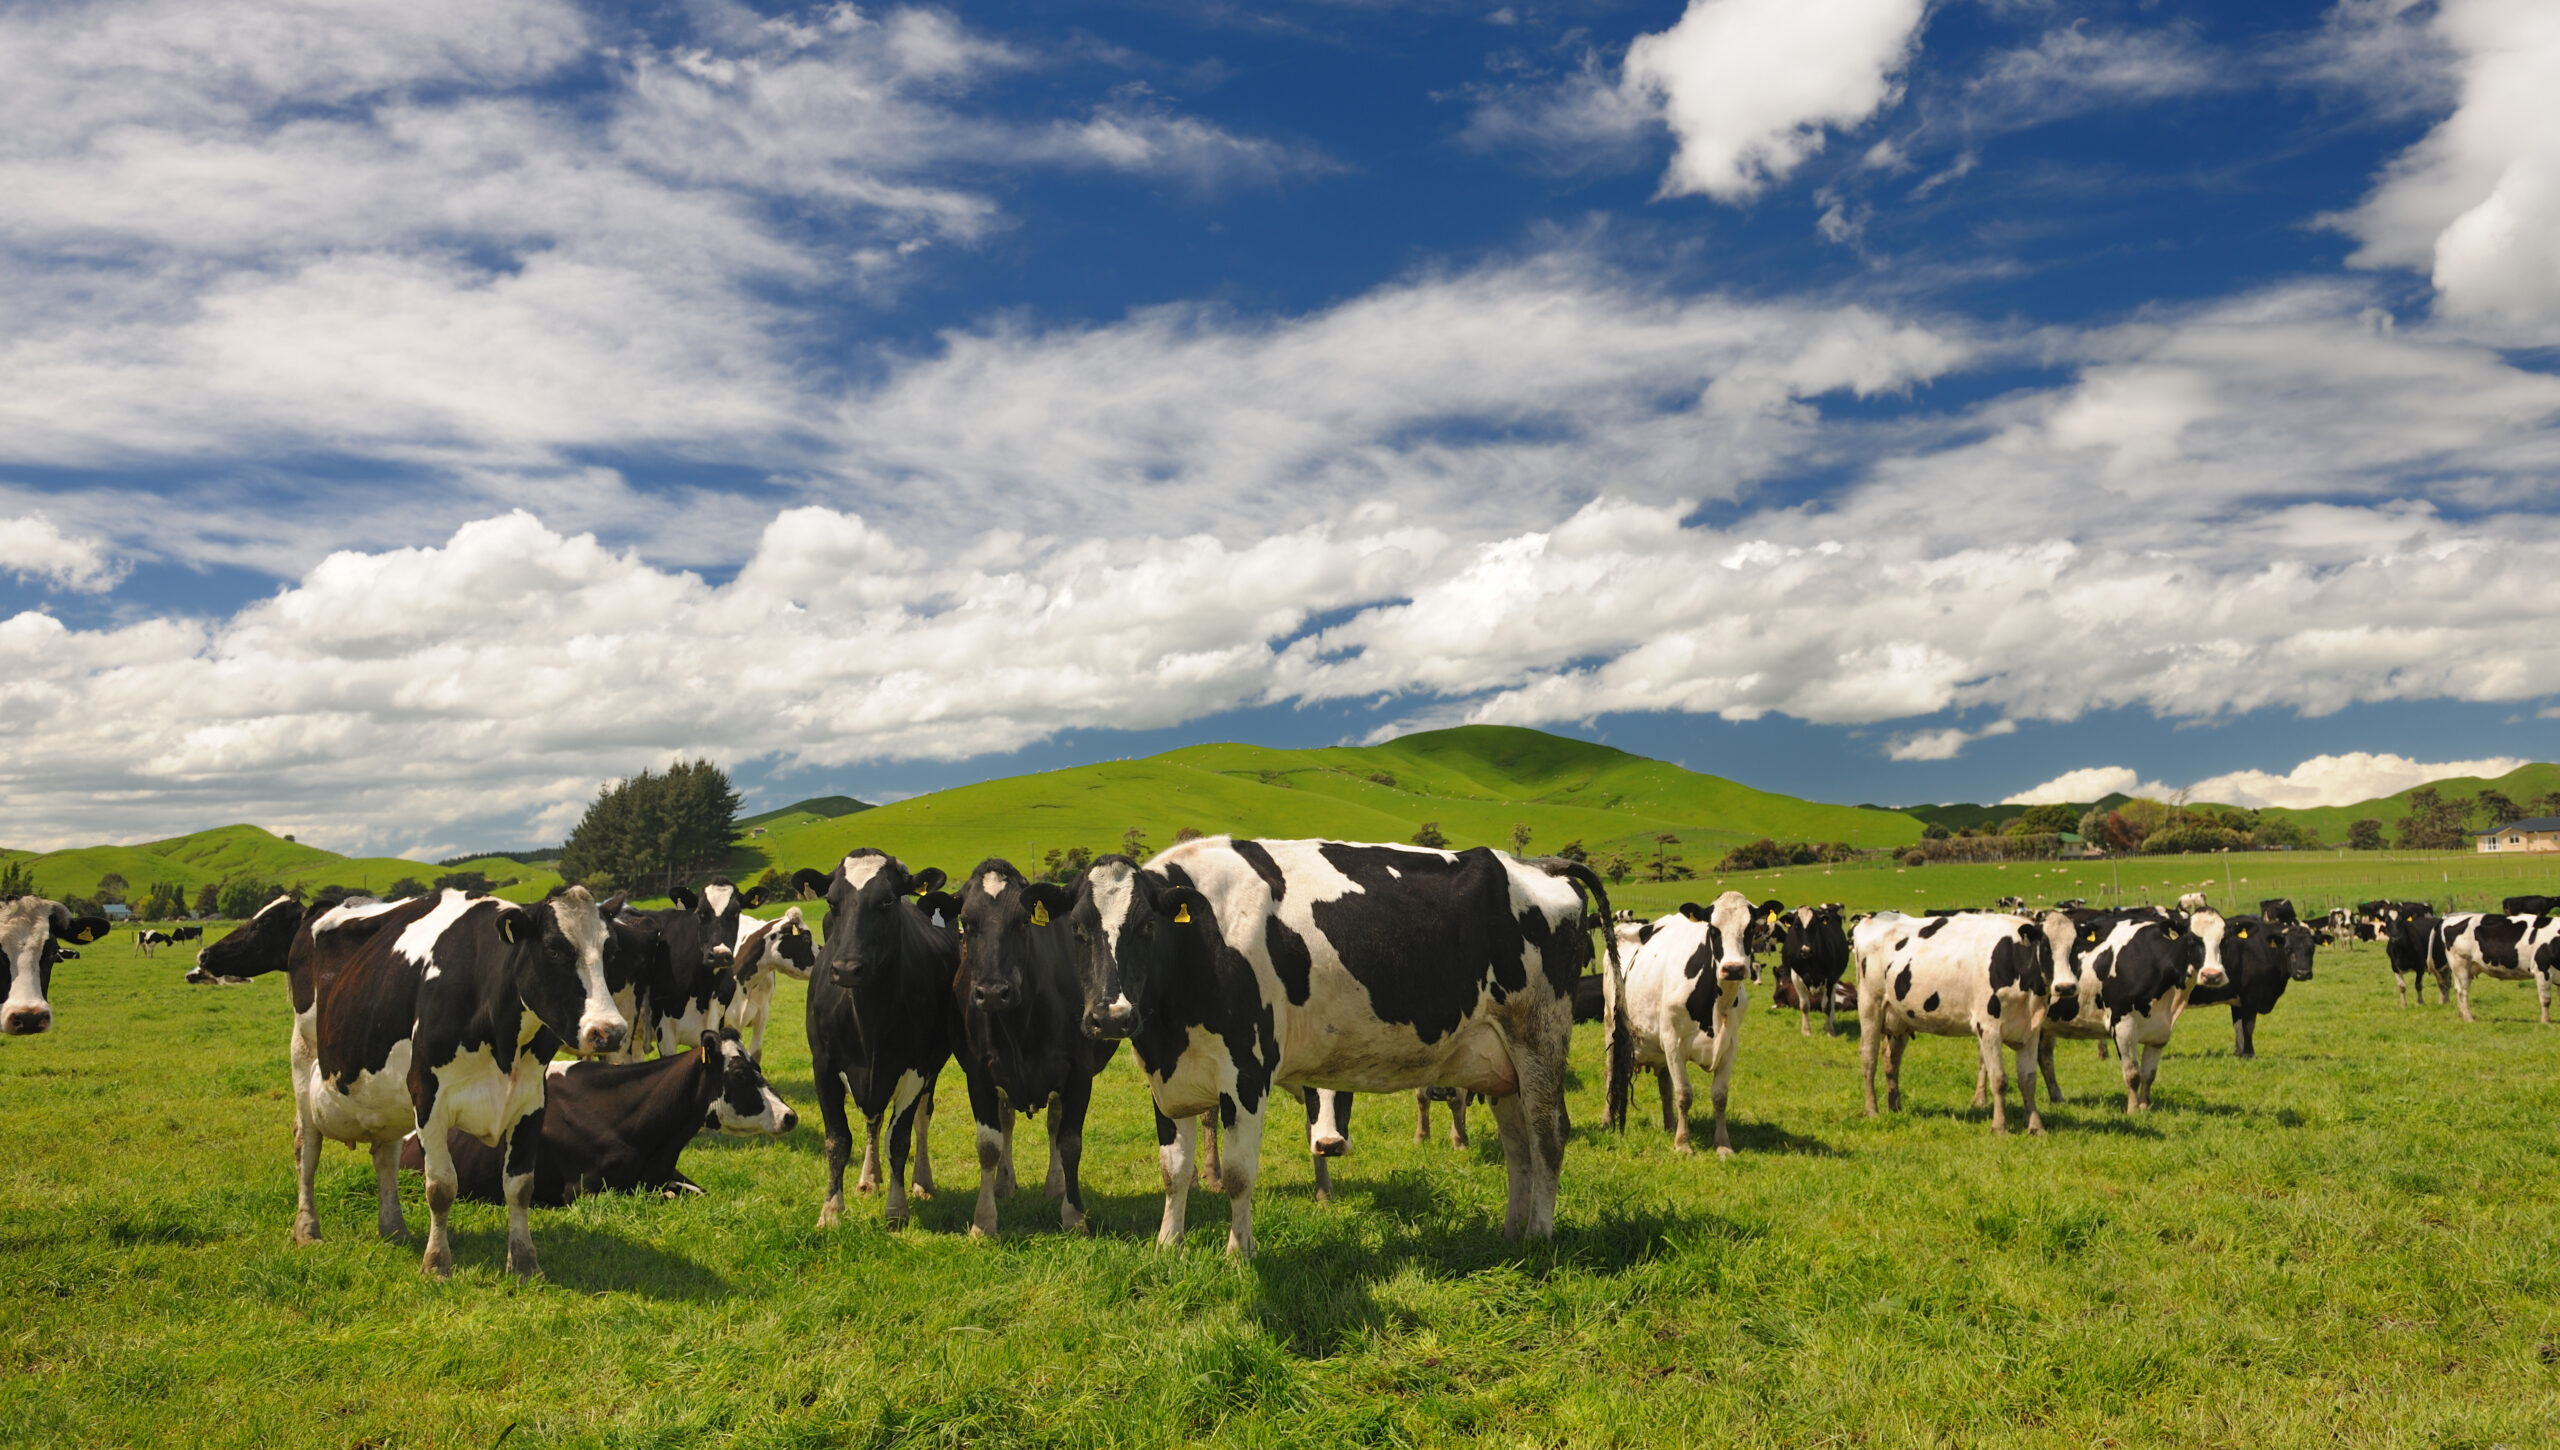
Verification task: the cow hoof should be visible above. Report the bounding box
[1715,1146,1734,1161]
[1673,1140,1696,1156]
[910,1185,933,1202]
[855,1182,877,1196]
[2027,1122,2045,1138]
[1065,1213,1091,1236]
[969,1222,996,1241]
[885,1212,910,1231]
[817,1201,843,1229]
[291,1222,321,1247]
[420,1252,452,1280]
[377,1223,408,1243]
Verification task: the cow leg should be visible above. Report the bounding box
[1859,1008,1883,1116]
[994,1104,1018,1201]
[2540,973,2553,1027]
[2139,1044,2164,1109]
[911,1087,936,1200]
[1669,1056,1696,1153]
[2239,1012,2258,1058]
[1450,1093,1469,1148]
[2115,1021,2144,1111]
[2038,1036,2063,1103]
[2014,1035,2043,1137]
[1045,1097,1068,1199]
[884,1078,933,1229]
[1154,1108,1195,1248]
[1414,1089,1432,1144]
[1975,1026,2009,1133]
[2455,964,2477,1023]
[816,1072,852,1229]
[501,1107,542,1280]
[1054,1080,1093,1235]
[2395,967,2410,1007]
[292,1104,326,1246]
[966,1072,1005,1239]
[1824,994,1837,1039]
[371,1139,407,1241]
[1198,1113,1225,1193]
[415,1119,459,1280]
[856,1114,882,1195]
[1970,1057,1991,1109]
[1654,1063,1676,1132]
[1220,1106,1265,1258]
[1709,1024,1740,1160]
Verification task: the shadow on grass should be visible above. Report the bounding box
[442,1220,735,1299]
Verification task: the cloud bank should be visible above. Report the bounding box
[2004,753,2531,811]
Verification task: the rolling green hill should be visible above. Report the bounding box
[725,725,1923,883]
[737,795,873,831]
[0,825,562,912]
[2252,762,2560,844]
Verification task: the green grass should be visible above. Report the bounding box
[8,889,2560,1447]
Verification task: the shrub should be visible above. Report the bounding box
[1412,822,1449,849]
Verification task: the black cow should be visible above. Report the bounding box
[612,899,734,1058]
[2258,898,2298,925]
[399,1028,794,1205]
[169,925,203,942]
[2378,902,2444,1006]
[1066,838,1614,1256]
[293,887,630,1278]
[2503,895,2558,916]
[1777,903,1851,1037]
[794,851,958,1230]
[950,860,1117,1237]
[2183,914,2315,1057]
[1,897,111,1035]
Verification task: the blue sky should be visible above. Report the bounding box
[1,0,2556,856]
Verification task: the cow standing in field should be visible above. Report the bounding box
[612,898,735,1058]
[2038,911,2219,1109]
[1620,894,1756,1157]
[2184,914,2314,1057]
[135,929,170,958]
[400,1027,795,1205]
[949,860,1117,1237]
[2502,895,2557,916]
[2179,892,2210,913]
[2379,902,2445,1006]
[1066,838,1615,1256]
[1855,910,2057,1134]
[292,887,630,1278]
[2429,913,2557,1024]
[794,852,957,1230]
[1414,1086,1471,1147]
[724,907,814,1061]
[1777,903,1851,1037]
[1,897,110,1035]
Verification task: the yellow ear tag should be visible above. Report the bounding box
[2238,928,2249,939]
[1175,904,1193,924]
[1030,902,1049,927]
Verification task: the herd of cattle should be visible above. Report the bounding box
[2,839,2555,1280]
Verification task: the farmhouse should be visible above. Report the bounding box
[2475,817,2560,853]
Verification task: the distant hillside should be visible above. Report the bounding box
[1903,794,2135,833]
[2253,763,2560,843]
[738,795,873,831]
[0,824,564,910]
[727,725,1925,882]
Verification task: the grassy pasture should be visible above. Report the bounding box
[8,895,2560,1449]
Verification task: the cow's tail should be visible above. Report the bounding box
[1540,859,1629,1133]
[2429,921,2450,976]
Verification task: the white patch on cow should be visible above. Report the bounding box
[301,1038,419,1144]
[980,871,1008,900]
[394,891,480,971]
[701,882,736,919]
[541,886,627,1056]
[0,898,61,1032]
[1707,891,1756,971]
[841,854,890,891]
[2190,910,2227,988]
[314,896,402,934]
[1089,858,1138,946]
[251,893,297,920]
[1385,865,1400,879]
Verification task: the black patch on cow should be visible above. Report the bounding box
[2476,914,2529,970]
[1917,917,1948,939]
[1154,1108,1177,1146]
[1985,994,2002,1018]
[2049,995,2080,1022]
[1892,964,1913,1001]
[1922,991,1940,1013]
[1219,1093,1238,1129]
[1304,844,1536,1045]
[1230,839,1288,903]
[1266,915,1314,1006]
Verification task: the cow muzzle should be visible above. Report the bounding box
[1312,1133,1347,1158]
[971,981,1019,1014]
[1719,962,1750,982]
[1083,996,1137,1040]
[578,1018,628,1057]
[2,1004,51,1035]
[2197,966,2228,988]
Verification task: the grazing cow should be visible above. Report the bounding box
[2503,895,2558,916]
[135,929,170,958]
[295,887,630,1278]
[2184,915,2314,1057]
[2429,913,2555,1024]
[2379,902,2445,1006]
[169,925,204,943]
[723,906,815,1060]
[2038,911,2218,1109]
[1,897,111,1035]
[1854,910,2057,1134]
[793,852,958,1230]
[1620,894,1757,1156]
[2257,898,2298,925]
[949,860,1118,1237]
[1777,903,1851,1037]
[2178,892,2210,913]
[1066,838,1614,1256]
[400,1028,794,1205]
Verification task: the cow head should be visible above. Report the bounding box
[1071,855,1205,1041]
[1,897,110,1036]
[797,851,945,990]
[2279,921,2317,982]
[190,892,303,984]
[520,886,630,1058]
[698,1029,797,1135]
[2187,910,2228,989]
[737,907,817,984]
[1678,891,1759,982]
[955,858,1072,1017]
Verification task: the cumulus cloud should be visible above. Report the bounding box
[1620,0,1929,201]
[2005,754,2529,810]
[0,516,121,593]
[2002,767,2145,807]
[1887,719,2015,762]
[2332,0,2560,323]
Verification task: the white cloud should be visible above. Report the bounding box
[2333,0,2560,323]
[1966,24,2224,126]
[1887,719,2015,762]
[0,516,121,593]
[2002,766,2145,806]
[2182,752,2529,810]
[1620,0,1929,201]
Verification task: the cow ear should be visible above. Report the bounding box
[1678,902,1708,921]
[742,885,766,908]
[57,915,110,945]
[600,891,630,918]
[700,1030,720,1056]
[669,886,698,911]
[1158,886,1208,928]
[790,868,832,900]
[1020,883,1073,925]
[909,867,948,896]
[496,908,526,945]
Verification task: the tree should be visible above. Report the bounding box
[2346,818,2386,851]
[1552,840,1588,863]
[1039,847,1093,884]
[2252,814,2311,849]
[2530,791,2560,821]
[2394,787,2473,850]
[1649,833,1692,883]
[1121,826,1148,860]
[217,879,281,918]
[1412,822,1449,849]
[2008,804,2078,835]
[387,877,429,900]
[193,883,219,918]
[141,880,187,921]
[558,758,743,895]
[1920,823,1951,841]
[2478,789,2522,829]
[0,859,33,898]
[435,871,493,895]
[94,873,129,905]
[1599,850,1633,884]
[1509,823,1533,855]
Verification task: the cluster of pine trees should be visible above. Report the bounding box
[558,758,742,894]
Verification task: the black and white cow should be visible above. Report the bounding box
[169,924,204,943]
[399,1028,794,1205]
[1996,895,2027,912]
[1066,838,1614,1256]
[2178,892,2211,913]
[135,929,171,958]
[2039,911,2219,1110]
[2429,913,2556,1024]
[2258,898,2298,925]
[793,851,958,1230]
[611,900,734,1058]
[294,886,629,1278]
[948,860,1119,1237]
[723,906,815,1060]
[1619,893,1757,1157]
[1777,903,1851,1037]
[1,897,111,1035]
[2184,914,2313,1058]
[2380,902,2444,1006]
[1854,910,2057,1134]
[1413,1086,1471,1147]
